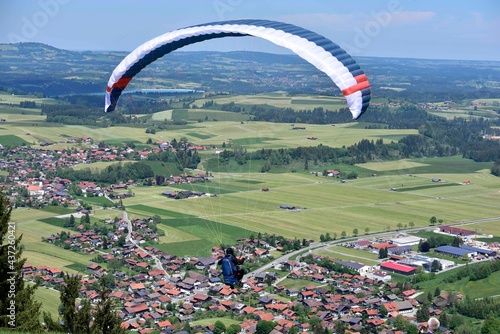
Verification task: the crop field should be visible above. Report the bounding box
[126,204,255,256]
[194,92,347,111]
[0,93,417,151]
[116,163,500,248]
[161,121,417,150]
[461,220,500,237]
[186,108,250,122]
[3,93,500,266]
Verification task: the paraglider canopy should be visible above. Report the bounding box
[105,19,371,119]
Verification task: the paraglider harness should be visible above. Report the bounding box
[219,248,245,288]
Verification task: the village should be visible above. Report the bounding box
[2,136,500,333]
[24,205,500,334]
[0,136,212,207]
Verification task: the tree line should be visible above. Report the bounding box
[53,161,155,184]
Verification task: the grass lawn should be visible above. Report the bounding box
[314,246,380,266]
[23,251,79,274]
[29,283,61,320]
[190,317,241,327]
[279,278,323,290]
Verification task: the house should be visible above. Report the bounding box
[254,249,269,258]
[195,257,217,269]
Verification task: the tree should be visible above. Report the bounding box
[419,241,431,252]
[227,324,241,334]
[364,227,370,234]
[213,320,226,334]
[416,305,429,322]
[409,221,415,228]
[379,305,388,318]
[91,275,126,334]
[452,236,463,247]
[256,320,277,334]
[74,299,92,334]
[60,272,82,333]
[434,286,441,297]
[0,192,43,332]
[182,321,192,334]
[439,312,448,329]
[378,247,388,259]
[334,320,347,334]
[340,231,346,238]
[107,258,122,272]
[352,228,358,236]
[431,259,442,272]
[481,317,500,334]
[393,315,407,330]
[430,216,437,226]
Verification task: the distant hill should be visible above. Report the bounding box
[1,42,499,100]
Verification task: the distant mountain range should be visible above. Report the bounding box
[1,42,499,100]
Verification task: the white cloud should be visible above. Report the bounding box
[280,13,357,31]
[389,11,436,25]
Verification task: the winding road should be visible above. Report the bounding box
[121,210,170,279]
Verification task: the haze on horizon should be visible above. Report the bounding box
[1,0,500,62]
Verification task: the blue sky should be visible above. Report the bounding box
[1,0,499,60]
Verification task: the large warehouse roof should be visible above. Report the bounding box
[435,245,472,257]
[380,261,416,274]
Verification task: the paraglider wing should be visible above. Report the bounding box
[105,19,371,119]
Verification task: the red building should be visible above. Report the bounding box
[380,261,416,275]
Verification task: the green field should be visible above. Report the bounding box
[117,157,500,243]
[194,92,347,111]
[30,284,61,320]
[126,204,255,257]
[314,246,380,266]
[12,209,103,274]
[279,278,322,290]
[3,93,500,295]
[417,265,500,299]
[0,134,27,146]
[191,317,241,328]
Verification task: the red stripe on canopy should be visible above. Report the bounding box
[342,79,370,96]
[113,77,132,90]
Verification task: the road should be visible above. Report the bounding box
[121,210,170,279]
[244,216,500,282]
